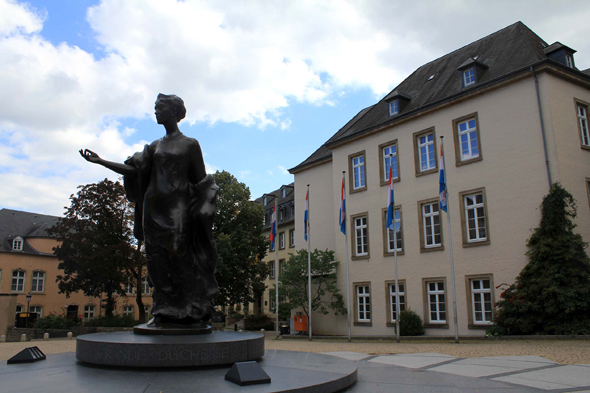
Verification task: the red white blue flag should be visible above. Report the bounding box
[339,176,346,234]
[304,190,309,241]
[386,162,395,230]
[439,144,448,212]
[270,201,277,247]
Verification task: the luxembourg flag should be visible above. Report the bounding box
[386,163,395,230]
[304,190,309,241]
[439,144,448,212]
[339,176,346,234]
[270,201,277,247]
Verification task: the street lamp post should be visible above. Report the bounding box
[25,292,32,328]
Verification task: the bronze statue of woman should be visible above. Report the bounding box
[80,94,219,329]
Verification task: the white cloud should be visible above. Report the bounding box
[0,0,44,36]
[277,165,289,176]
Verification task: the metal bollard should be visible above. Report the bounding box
[260,329,265,333]
[43,333,49,340]
[20,334,27,342]
[67,332,73,340]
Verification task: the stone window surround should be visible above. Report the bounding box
[452,112,484,166]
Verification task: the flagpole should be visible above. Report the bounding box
[390,154,401,343]
[440,136,459,344]
[274,198,280,339]
[307,185,312,341]
[342,171,351,342]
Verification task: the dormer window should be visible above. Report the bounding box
[12,237,23,251]
[566,53,574,68]
[543,42,576,69]
[463,68,476,86]
[264,196,267,205]
[282,188,286,198]
[389,100,399,116]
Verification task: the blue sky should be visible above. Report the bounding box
[1,0,589,216]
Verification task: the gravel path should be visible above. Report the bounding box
[2,337,589,365]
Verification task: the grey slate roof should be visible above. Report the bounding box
[0,208,60,255]
[255,183,295,229]
[289,21,588,173]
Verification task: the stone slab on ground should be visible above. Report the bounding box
[368,353,458,368]
[0,350,357,393]
[322,351,372,361]
[492,365,590,391]
[428,355,557,377]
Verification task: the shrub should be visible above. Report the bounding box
[245,314,274,331]
[34,314,80,329]
[83,315,138,327]
[399,309,425,336]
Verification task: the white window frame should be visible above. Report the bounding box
[578,104,589,147]
[386,208,403,252]
[427,281,446,323]
[282,188,286,198]
[29,305,43,319]
[11,270,25,292]
[352,155,365,190]
[356,285,371,322]
[457,118,479,161]
[566,53,574,68]
[12,237,23,251]
[389,99,399,116]
[422,202,441,248]
[289,229,295,247]
[125,282,134,295]
[141,276,150,295]
[122,305,134,318]
[470,278,493,325]
[389,282,405,322]
[463,67,475,86]
[464,193,487,242]
[279,259,285,274]
[269,262,275,279]
[263,196,267,205]
[382,143,398,182]
[354,216,368,256]
[31,271,45,293]
[289,204,294,217]
[279,232,285,249]
[84,305,95,321]
[418,133,435,172]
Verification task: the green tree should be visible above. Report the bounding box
[213,170,269,309]
[493,183,590,335]
[49,179,136,316]
[272,249,346,321]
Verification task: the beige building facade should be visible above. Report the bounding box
[0,209,151,334]
[290,22,590,337]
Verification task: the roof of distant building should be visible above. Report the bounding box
[0,208,60,255]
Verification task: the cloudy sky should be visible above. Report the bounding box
[1,0,589,216]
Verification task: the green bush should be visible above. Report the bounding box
[34,314,80,329]
[244,314,274,331]
[399,309,425,336]
[83,315,138,327]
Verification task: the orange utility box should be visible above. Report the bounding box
[294,315,308,332]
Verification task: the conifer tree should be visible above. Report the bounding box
[494,183,590,335]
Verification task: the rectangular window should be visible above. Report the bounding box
[30,306,43,319]
[577,102,590,147]
[289,229,295,248]
[355,284,371,323]
[413,128,437,176]
[459,188,490,247]
[123,305,134,317]
[418,199,443,251]
[125,282,133,295]
[84,305,95,321]
[470,278,493,325]
[388,282,406,323]
[382,207,403,255]
[463,68,475,86]
[269,262,275,279]
[141,276,150,295]
[453,113,483,165]
[389,99,399,116]
[279,259,285,274]
[279,232,285,249]
[31,271,45,292]
[351,213,369,258]
[379,140,399,186]
[426,281,446,324]
[11,270,25,292]
[349,151,367,192]
[12,238,23,251]
[566,54,574,68]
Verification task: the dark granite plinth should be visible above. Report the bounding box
[133,323,212,335]
[0,350,357,393]
[76,331,264,367]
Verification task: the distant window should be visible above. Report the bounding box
[30,305,43,319]
[389,100,399,116]
[463,192,487,243]
[417,132,436,173]
[350,153,366,190]
[125,282,133,295]
[382,143,398,182]
[419,200,442,250]
[269,262,275,279]
[282,188,286,198]
[457,118,479,161]
[353,215,368,257]
[264,196,267,205]
[470,278,493,324]
[577,103,589,147]
[12,237,23,251]
[279,259,285,273]
[11,270,25,292]
[356,284,371,323]
[279,232,285,249]
[386,208,403,253]
[289,229,295,248]
[566,53,574,68]
[31,271,45,293]
[84,305,95,321]
[123,305,134,317]
[427,281,446,323]
[388,282,405,322]
[463,68,475,86]
[141,276,150,295]
[289,204,294,217]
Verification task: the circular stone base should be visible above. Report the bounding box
[76,331,264,368]
[133,323,212,335]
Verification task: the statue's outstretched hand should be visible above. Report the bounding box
[79,149,101,163]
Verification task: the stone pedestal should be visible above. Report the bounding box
[76,331,264,368]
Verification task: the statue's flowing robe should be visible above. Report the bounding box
[123,135,219,323]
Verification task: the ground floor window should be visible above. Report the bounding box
[29,305,43,319]
[467,276,494,326]
[84,305,96,321]
[426,280,446,324]
[355,283,371,324]
[123,305,134,318]
[387,282,406,323]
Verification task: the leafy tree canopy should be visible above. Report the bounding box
[213,170,269,308]
[49,179,136,316]
[271,249,346,319]
[493,183,590,335]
